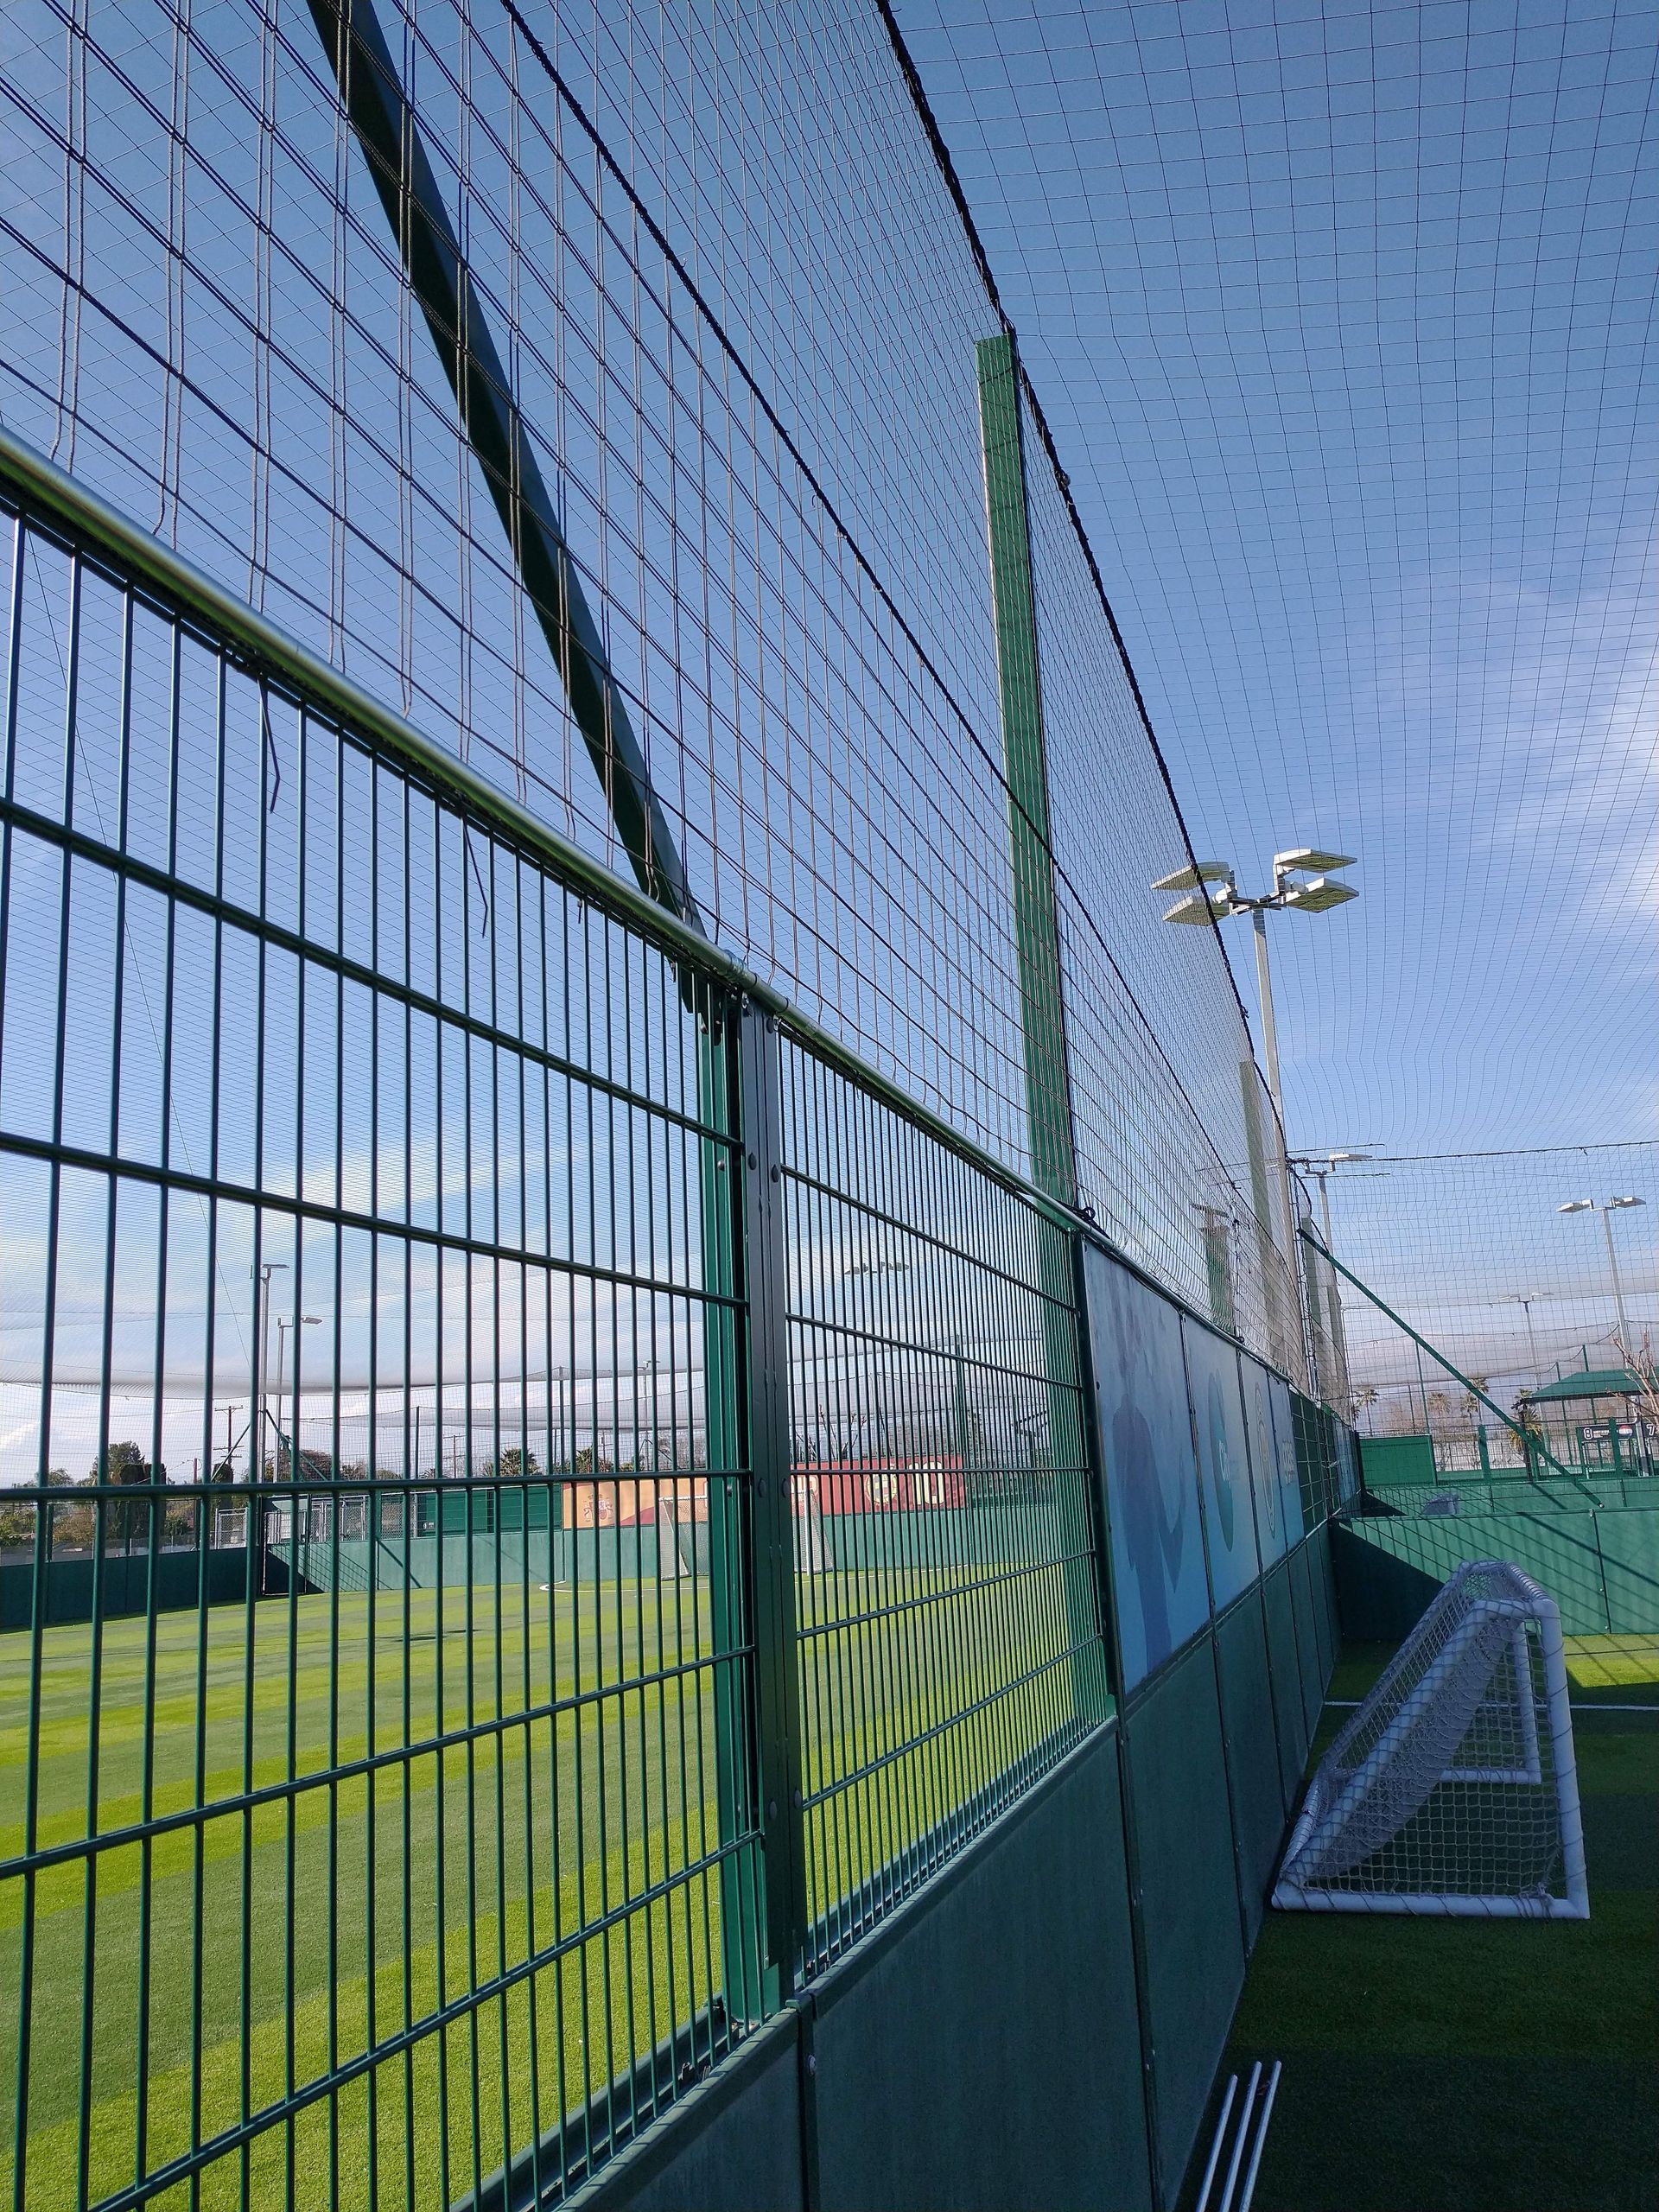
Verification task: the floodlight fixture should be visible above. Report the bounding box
[1557,1197,1643,1345]
[1274,847,1356,874]
[1162,891,1234,925]
[1281,876,1358,913]
[1151,840,1360,1151]
[1152,861,1234,893]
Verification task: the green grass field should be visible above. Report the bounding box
[1211,1636,1659,2212]
[0,1557,1095,2210]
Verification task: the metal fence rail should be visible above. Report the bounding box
[779,1030,1110,1971]
[0,465,769,2209]
[0,430,1141,2209]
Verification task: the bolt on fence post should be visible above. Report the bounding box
[697,985,765,2024]
[978,330,1107,1729]
[738,1004,808,2002]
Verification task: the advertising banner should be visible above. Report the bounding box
[1268,1376,1306,1547]
[1083,1245,1210,1689]
[1240,1356,1287,1567]
[1185,1317,1262,1611]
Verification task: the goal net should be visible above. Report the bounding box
[656,1499,696,1580]
[1274,1560,1588,1918]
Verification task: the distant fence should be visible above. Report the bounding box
[1338,1508,1659,1641]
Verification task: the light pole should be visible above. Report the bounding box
[1289,1149,1372,1252]
[254,1262,288,1479]
[1155,849,1357,1364]
[1558,1197,1644,1353]
[1286,1150,1370,1414]
[273,1314,321,1477]
[1506,1294,1542,1385]
[1154,848,1357,1141]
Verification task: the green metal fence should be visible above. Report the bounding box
[0,442,1124,2209]
[779,1031,1112,1971]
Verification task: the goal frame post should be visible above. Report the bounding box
[1274,1561,1588,1920]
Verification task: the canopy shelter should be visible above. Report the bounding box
[1520,1369,1641,1406]
[1518,1369,1653,1481]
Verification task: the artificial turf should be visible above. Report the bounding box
[1205,1637,1659,2212]
[0,1556,1089,2210]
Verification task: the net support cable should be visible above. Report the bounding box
[1300,1225,1596,1493]
[306,0,702,928]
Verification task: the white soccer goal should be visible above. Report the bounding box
[1274,1560,1588,1919]
[792,1487,827,1573]
[656,1499,694,1580]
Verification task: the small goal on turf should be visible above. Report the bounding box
[1274,1560,1588,1919]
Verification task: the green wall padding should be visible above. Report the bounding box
[0,1547,251,1630]
[1598,1510,1659,1633]
[1332,1523,1445,1642]
[1286,1540,1325,1738]
[1213,1596,1284,1943]
[1122,1638,1243,2203]
[1358,1433,1436,1486]
[573,2016,805,2212]
[1260,1561,1308,1804]
[1336,1508,1659,1640]
[813,1729,1152,2212]
[1318,1522,1344,1672]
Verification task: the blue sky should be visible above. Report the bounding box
[1,0,1653,1480]
[895,0,1658,1156]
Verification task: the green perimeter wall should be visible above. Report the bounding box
[550,1229,1346,2212]
[554,1520,1338,2212]
[3,1506,1167,1628]
[1336,1506,1659,1642]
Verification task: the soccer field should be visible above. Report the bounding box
[1216,1635,1659,2212]
[0,1554,1094,2210]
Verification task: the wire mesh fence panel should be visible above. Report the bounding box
[0,0,1329,2197]
[0,0,1300,1374]
[778,1033,1111,1969]
[1309,1146,1659,1491]
[0,486,762,2209]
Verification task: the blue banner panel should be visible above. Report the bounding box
[1185,1317,1262,1611]
[1240,1355,1287,1568]
[1268,1373,1306,1546]
[1083,1244,1211,1690]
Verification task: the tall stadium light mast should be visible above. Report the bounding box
[1506,1294,1543,1385]
[254,1262,288,1480]
[1154,853,1357,1383]
[1557,1197,1645,1351]
[1287,1148,1372,1252]
[1152,849,1358,1141]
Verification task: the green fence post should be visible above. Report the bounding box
[700,988,805,2024]
[976,332,1107,1723]
[736,1007,807,2000]
[697,986,766,2025]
